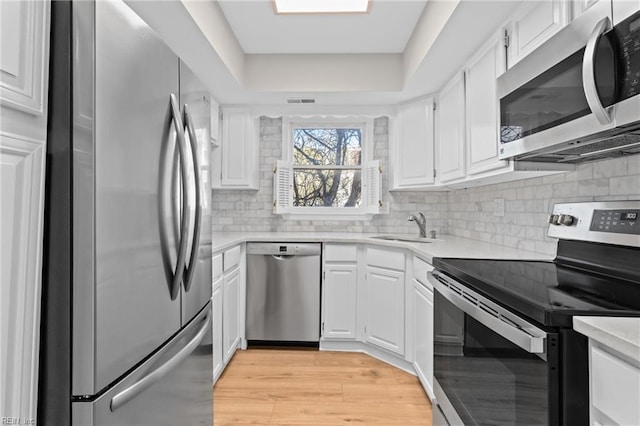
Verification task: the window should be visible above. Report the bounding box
[293,127,362,207]
[274,117,382,219]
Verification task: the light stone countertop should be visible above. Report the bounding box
[212,231,552,263]
[573,316,640,362]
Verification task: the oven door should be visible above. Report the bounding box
[429,271,560,426]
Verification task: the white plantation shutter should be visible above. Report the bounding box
[364,160,382,214]
[273,160,292,214]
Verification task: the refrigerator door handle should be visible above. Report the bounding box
[182,104,202,293]
[169,93,191,300]
[109,307,211,412]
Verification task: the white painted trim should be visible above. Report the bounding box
[0,131,46,424]
[251,105,394,118]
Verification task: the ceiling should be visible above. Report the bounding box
[128,0,524,106]
[217,0,428,54]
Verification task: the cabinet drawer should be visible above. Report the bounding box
[213,253,223,280]
[413,256,433,286]
[223,245,241,272]
[591,345,640,426]
[325,244,357,262]
[366,247,405,271]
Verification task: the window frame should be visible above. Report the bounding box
[276,116,381,220]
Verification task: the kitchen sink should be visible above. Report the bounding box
[371,235,434,243]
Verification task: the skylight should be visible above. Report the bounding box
[273,0,370,14]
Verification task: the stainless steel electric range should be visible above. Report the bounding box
[429,201,640,426]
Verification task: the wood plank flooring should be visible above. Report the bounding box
[214,349,433,425]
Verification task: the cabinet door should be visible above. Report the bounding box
[364,266,405,355]
[216,107,258,189]
[413,281,433,394]
[223,267,240,363]
[392,98,435,189]
[0,0,50,420]
[465,36,509,176]
[506,0,569,68]
[571,0,603,21]
[437,73,466,183]
[322,265,357,340]
[212,277,224,383]
[210,96,220,143]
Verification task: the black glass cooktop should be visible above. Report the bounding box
[432,256,640,328]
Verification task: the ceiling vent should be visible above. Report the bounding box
[286,98,316,104]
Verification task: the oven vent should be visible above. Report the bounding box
[286,98,316,104]
[437,274,534,334]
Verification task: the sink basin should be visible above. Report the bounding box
[371,235,433,243]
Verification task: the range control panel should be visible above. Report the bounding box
[548,201,640,248]
[590,209,640,234]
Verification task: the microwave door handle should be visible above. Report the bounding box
[582,16,613,125]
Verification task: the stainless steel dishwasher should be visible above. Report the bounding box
[246,243,322,343]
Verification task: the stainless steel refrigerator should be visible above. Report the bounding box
[40,1,213,424]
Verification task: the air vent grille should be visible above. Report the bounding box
[286,98,316,104]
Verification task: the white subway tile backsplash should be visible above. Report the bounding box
[213,117,640,256]
[609,175,640,196]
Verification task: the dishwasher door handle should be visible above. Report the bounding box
[271,254,294,260]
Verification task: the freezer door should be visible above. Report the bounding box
[75,0,183,395]
[179,61,212,325]
[73,304,213,426]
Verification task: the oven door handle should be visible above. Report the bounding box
[429,271,547,354]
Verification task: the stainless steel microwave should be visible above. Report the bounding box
[497,1,640,163]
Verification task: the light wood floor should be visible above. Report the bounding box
[214,348,433,425]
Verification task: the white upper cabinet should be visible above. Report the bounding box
[571,0,605,21]
[436,73,466,183]
[390,98,436,190]
[506,0,570,68]
[209,96,220,143]
[213,106,259,190]
[464,35,509,176]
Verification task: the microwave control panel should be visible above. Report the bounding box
[614,10,640,100]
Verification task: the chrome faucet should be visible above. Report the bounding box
[408,212,427,238]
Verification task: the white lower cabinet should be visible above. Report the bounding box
[212,276,224,382]
[223,266,241,363]
[412,256,434,397]
[212,244,244,381]
[322,264,358,340]
[590,343,640,426]
[412,279,434,395]
[364,265,405,356]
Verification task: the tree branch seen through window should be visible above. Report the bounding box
[292,128,362,207]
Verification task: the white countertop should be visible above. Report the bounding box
[212,231,551,263]
[574,316,640,361]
